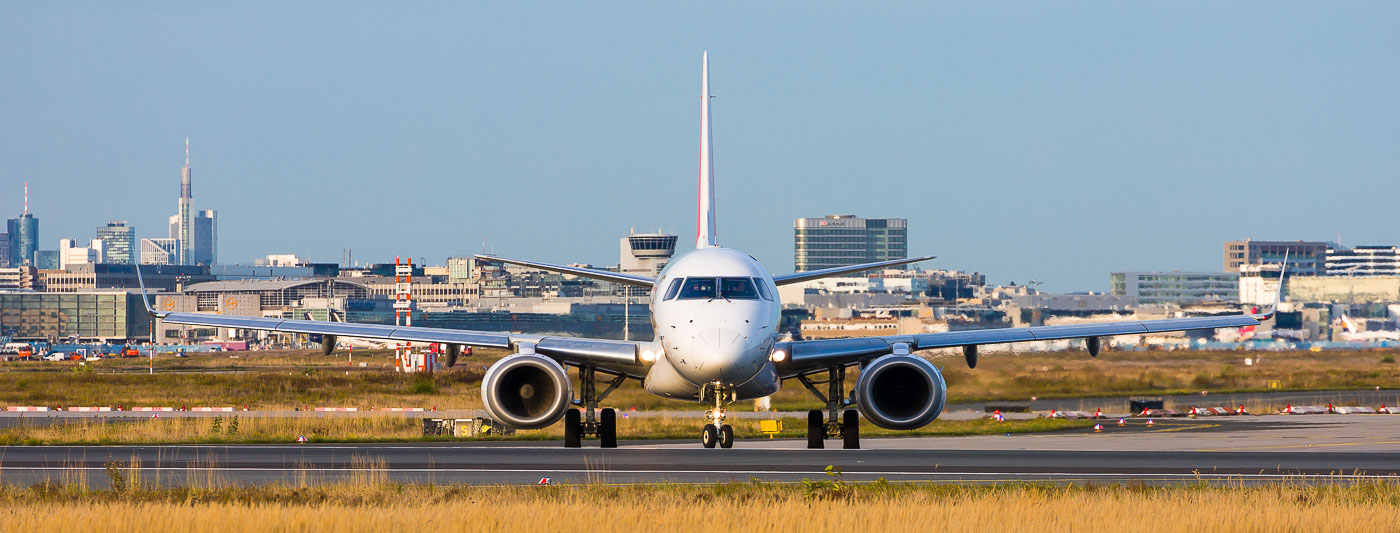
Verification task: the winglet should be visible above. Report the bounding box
[1253,250,1289,321]
[134,265,165,318]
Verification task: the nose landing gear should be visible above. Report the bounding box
[700,385,736,449]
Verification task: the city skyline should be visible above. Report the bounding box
[2,3,1397,291]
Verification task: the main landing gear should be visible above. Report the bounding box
[563,366,626,449]
[700,384,735,449]
[797,366,860,449]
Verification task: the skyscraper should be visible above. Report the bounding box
[176,138,194,265]
[95,221,136,265]
[7,182,39,267]
[193,209,216,265]
[793,214,908,273]
[0,232,9,268]
[167,139,218,265]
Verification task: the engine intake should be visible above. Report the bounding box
[481,354,572,429]
[854,354,946,430]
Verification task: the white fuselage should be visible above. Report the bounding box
[645,247,782,400]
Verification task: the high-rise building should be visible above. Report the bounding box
[95,221,136,265]
[58,238,104,269]
[193,209,216,265]
[794,215,907,273]
[1223,239,1326,276]
[176,138,194,265]
[140,238,178,265]
[165,139,218,265]
[7,182,39,267]
[0,232,9,268]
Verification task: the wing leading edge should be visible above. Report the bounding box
[773,255,936,286]
[776,312,1269,377]
[473,255,656,288]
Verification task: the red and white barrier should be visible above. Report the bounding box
[68,407,111,412]
[191,407,235,412]
[6,406,49,412]
[313,407,359,412]
[131,407,174,412]
[380,407,425,412]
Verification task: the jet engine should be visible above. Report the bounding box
[854,354,946,430]
[481,354,572,429]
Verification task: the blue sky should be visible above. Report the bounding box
[2,2,1397,291]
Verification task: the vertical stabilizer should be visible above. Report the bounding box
[696,52,717,249]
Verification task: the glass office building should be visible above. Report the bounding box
[0,291,153,342]
[794,215,908,273]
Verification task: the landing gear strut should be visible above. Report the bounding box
[563,365,625,449]
[700,384,735,449]
[797,366,860,449]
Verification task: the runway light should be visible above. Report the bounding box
[770,349,787,362]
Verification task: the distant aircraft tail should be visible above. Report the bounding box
[696,51,717,249]
[1340,313,1357,333]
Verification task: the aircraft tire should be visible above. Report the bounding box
[807,410,824,449]
[842,410,860,450]
[718,424,734,449]
[564,409,582,448]
[702,425,718,448]
[599,408,617,448]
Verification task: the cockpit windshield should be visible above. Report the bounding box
[677,277,718,299]
[720,277,760,299]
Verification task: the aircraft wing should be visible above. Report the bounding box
[772,255,936,286]
[774,312,1269,378]
[157,312,645,374]
[136,270,645,376]
[474,254,655,288]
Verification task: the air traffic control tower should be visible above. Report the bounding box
[619,232,677,277]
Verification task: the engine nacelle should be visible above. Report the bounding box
[854,354,946,430]
[481,354,572,429]
[320,335,337,356]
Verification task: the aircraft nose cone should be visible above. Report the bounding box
[675,327,759,385]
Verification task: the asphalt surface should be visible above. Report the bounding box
[2,414,1398,487]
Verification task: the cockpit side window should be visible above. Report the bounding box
[752,277,772,301]
[720,277,760,299]
[677,277,718,299]
[662,278,684,300]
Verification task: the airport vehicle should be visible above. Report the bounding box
[138,53,1283,449]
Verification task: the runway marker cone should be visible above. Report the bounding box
[1379,404,1390,414]
[1236,404,1246,415]
[1093,423,1103,433]
[994,409,1004,422]
[1117,418,1126,427]
[152,413,158,419]
[1094,408,1103,419]
[296,435,307,443]
[1327,403,1335,414]
[1284,404,1293,414]
[538,477,552,486]
[1146,419,1155,427]
[1049,409,1057,418]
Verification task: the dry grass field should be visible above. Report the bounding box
[0,348,1394,412]
[0,476,1397,533]
[0,413,1089,445]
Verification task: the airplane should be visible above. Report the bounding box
[136,52,1285,449]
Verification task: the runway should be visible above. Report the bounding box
[2,414,1397,486]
